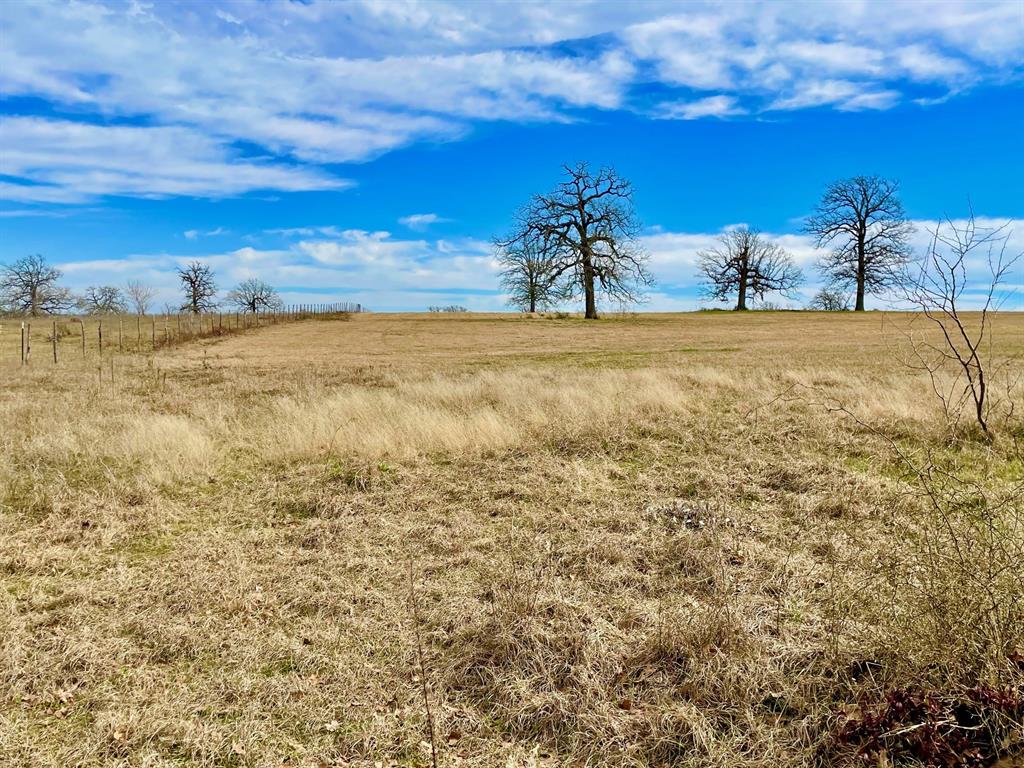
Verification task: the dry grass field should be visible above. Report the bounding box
[2,311,1022,767]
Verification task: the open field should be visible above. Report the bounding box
[2,312,1023,767]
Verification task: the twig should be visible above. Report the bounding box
[407,558,439,768]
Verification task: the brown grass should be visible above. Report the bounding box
[1,311,1022,767]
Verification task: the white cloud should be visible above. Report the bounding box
[622,2,1020,115]
[0,118,349,202]
[184,227,228,240]
[45,226,500,311]
[777,41,886,77]
[265,226,345,238]
[768,80,900,111]
[1,1,1021,202]
[400,213,449,230]
[0,207,78,218]
[655,95,746,120]
[895,44,969,80]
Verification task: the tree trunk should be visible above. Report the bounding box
[735,273,748,311]
[855,237,866,311]
[582,254,598,319]
[529,294,536,313]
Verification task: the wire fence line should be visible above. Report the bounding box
[2,302,362,368]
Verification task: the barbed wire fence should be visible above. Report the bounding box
[2,302,363,369]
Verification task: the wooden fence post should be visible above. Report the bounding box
[118,318,123,352]
[52,320,58,364]
[80,319,86,357]
[152,317,156,350]
[20,322,25,366]
[98,320,103,357]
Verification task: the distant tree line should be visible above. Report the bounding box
[0,256,288,317]
[497,166,922,316]
[1,169,1010,321]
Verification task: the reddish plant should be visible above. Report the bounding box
[835,685,1023,767]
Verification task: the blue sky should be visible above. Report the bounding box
[1,0,1022,311]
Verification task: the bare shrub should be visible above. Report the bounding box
[807,288,851,311]
[900,211,1022,440]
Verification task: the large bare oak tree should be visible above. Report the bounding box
[0,253,74,316]
[804,175,913,311]
[178,261,218,314]
[226,278,283,313]
[697,227,802,310]
[502,163,651,319]
[78,285,127,315]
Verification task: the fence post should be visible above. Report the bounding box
[80,319,86,357]
[137,315,142,350]
[20,322,25,366]
[98,320,103,357]
[52,320,58,364]
[26,322,31,364]
[118,318,123,352]
[152,317,156,350]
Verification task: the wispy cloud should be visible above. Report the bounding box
[399,213,450,230]
[767,80,901,111]
[0,118,349,202]
[0,1,1020,201]
[655,95,745,120]
[0,208,79,219]
[184,227,229,240]
[264,226,344,238]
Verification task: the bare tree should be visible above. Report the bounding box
[77,285,127,315]
[697,227,802,311]
[807,288,851,311]
[497,235,561,313]
[805,175,914,311]
[0,254,74,316]
[125,280,157,315]
[226,278,283,313]
[178,261,218,314]
[501,163,651,319]
[900,210,1021,439]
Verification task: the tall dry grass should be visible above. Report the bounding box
[1,312,1021,767]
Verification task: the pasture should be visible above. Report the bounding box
[2,311,1022,767]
